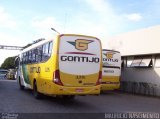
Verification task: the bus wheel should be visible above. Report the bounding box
[19,78,24,90]
[33,81,42,99]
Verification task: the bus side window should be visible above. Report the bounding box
[32,49,36,63]
[29,51,32,63]
[35,48,39,63]
[48,41,53,56]
[24,52,28,64]
[23,53,26,64]
[42,42,50,61]
[26,52,29,64]
[21,54,23,65]
[21,54,24,64]
[37,46,43,62]
[42,44,46,61]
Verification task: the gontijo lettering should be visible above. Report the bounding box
[61,56,99,63]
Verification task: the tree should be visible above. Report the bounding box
[1,56,16,69]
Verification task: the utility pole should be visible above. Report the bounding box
[51,28,60,34]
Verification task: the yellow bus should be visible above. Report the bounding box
[101,49,121,91]
[16,34,102,99]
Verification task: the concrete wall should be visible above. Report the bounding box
[120,67,160,96]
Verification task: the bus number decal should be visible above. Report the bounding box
[45,67,50,72]
[76,75,85,79]
[30,67,40,73]
[104,70,114,73]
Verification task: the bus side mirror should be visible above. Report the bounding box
[14,57,20,66]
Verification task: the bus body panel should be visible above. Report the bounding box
[18,53,32,89]
[101,50,121,91]
[58,35,101,87]
[101,76,120,90]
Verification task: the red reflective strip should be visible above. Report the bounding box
[65,52,96,55]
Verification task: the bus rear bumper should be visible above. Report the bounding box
[101,83,120,91]
[46,84,101,96]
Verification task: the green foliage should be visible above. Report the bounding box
[1,56,16,69]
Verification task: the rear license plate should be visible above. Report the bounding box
[76,88,83,92]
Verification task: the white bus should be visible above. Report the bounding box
[101,49,121,91]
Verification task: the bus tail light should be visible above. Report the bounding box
[119,76,121,81]
[96,71,102,85]
[53,70,63,86]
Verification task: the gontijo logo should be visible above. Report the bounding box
[67,39,94,51]
[104,53,113,59]
[103,52,118,62]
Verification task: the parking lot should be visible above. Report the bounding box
[0,79,160,118]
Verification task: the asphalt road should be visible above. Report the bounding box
[0,79,160,118]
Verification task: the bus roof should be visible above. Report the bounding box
[21,38,54,53]
[60,34,100,41]
[21,34,101,53]
[103,49,120,53]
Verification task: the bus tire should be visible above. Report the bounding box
[19,78,24,90]
[33,81,42,99]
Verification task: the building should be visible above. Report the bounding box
[108,25,160,96]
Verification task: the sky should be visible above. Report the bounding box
[0,0,160,65]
